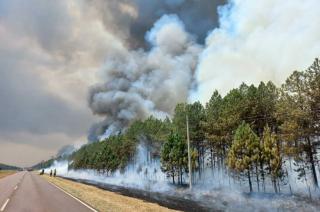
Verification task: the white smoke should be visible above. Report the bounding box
[46,146,320,211]
[88,14,201,140]
[46,143,171,192]
[192,0,320,102]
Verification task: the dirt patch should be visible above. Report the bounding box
[0,170,16,179]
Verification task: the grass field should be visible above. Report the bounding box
[42,175,179,212]
[0,170,16,179]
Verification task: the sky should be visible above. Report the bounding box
[0,0,319,167]
[0,0,224,167]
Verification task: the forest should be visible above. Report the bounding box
[0,163,21,171]
[69,58,320,194]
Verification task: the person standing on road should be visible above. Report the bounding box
[53,169,56,177]
[50,170,52,177]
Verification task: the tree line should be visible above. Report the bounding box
[65,58,319,193]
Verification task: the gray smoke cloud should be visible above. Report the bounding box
[88,15,201,141]
[86,0,226,48]
[0,0,126,165]
[56,145,76,157]
[0,0,224,165]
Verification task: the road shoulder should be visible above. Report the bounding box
[41,175,179,212]
[0,171,17,180]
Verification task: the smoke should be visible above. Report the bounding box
[56,145,76,157]
[87,0,226,48]
[1,0,319,165]
[88,15,201,140]
[47,143,170,191]
[88,0,320,139]
[192,0,320,102]
[46,143,320,211]
[0,0,130,165]
[39,0,320,210]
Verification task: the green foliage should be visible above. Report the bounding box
[262,126,282,177]
[276,58,320,187]
[227,122,260,191]
[172,102,205,173]
[160,132,197,184]
[32,157,60,170]
[172,102,205,142]
[0,163,21,171]
[262,125,283,192]
[71,135,135,174]
[204,81,279,174]
[126,116,172,143]
[227,122,260,172]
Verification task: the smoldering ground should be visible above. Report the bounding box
[47,142,320,211]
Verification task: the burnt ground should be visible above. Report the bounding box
[61,177,221,212]
[60,176,320,212]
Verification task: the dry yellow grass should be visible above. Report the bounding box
[42,175,179,212]
[0,170,16,179]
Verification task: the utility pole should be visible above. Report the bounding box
[186,114,192,189]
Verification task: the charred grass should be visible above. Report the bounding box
[42,175,179,212]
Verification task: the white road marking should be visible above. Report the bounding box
[0,172,25,212]
[47,181,98,212]
[0,199,10,212]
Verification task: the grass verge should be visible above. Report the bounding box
[42,175,179,212]
[0,170,16,179]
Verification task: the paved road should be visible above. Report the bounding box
[0,171,94,212]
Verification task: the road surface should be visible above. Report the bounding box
[0,171,95,212]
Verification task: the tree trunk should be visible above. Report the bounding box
[260,160,265,192]
[247,170,253,192]
[172,172,175,184]
[255,165,260,192]
[210,147,214,170]
[180,167,183,185]
[306,137,318,188]
[272,178,278,193]
[178,168,181,185]
[197,150,201,179]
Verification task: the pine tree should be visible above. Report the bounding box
[262,125,282,193]
[205,90,224,170]
[227,122,260,192]
[277,60,319,188]
[161,132,186,184]
[172,102,205,177]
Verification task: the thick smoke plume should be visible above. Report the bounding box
[192,0,320,102]
[88,0,320,140]
[56,144,76,157]
[88,15,201,140]
[88,0,225,47]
